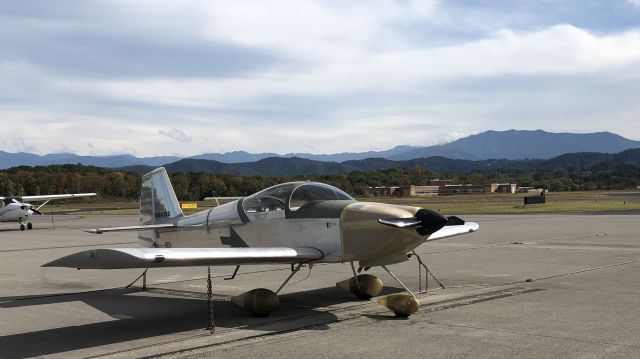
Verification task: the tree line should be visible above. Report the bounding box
[0,163,638,200]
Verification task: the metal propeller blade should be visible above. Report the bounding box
[378,218,422,228]
[378,208,449,235]
[29,206,43,215]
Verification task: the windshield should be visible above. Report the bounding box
[289,183,353,210]
[242,183,298,213]
[242,182,353,213]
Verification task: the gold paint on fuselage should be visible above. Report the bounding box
[340,202,424,263]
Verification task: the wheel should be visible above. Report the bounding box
[27,223,33,230]
[20,224,25,231]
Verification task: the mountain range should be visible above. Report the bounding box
[118,148,640,176]
[1,130,639,170]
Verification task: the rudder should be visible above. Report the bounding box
[139,167,183,225]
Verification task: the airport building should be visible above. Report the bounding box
[363,180,517,197]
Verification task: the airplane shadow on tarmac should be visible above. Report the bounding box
[0,284,403,358]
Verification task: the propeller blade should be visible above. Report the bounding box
[30,206,43,215]
[378,218,422,228]
[378,208,449,235]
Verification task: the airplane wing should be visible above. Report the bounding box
[84,224,176,234]
[427,221,479,241]
[42,247,324,269]
[8,193,97,201]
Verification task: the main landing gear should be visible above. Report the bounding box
[19,222,33,231]
[229,263,306,318]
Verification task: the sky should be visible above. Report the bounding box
[1,0,640,157]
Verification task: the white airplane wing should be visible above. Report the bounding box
[84,224,176,234]
[42,247,323,269]
[3,193,97,201]
[427,221,479,241]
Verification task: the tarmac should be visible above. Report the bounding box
[0,213,639,358]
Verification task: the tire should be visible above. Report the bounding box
[27,223,33,230]
[20,224,25,231]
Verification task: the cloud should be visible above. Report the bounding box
[71,25,640,109]
[0,1,639,156]
[11,137,38,153]
[158,128,192,143]
[627,0,640,8]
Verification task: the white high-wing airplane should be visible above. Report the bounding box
[45,168,478,317]
[0,193,96,230]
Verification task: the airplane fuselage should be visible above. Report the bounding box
[140,199,426,267]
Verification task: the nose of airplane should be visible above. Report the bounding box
[340,202,429,263]
[22,203,42,215]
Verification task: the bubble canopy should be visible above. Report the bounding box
[242,182,354,213]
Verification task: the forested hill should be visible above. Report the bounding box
[121,149,640,176]
[1,149,639,200]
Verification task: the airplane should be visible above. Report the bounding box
[0,193,97,230]
[44,167,478,317]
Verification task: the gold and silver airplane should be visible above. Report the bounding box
[45,168,478,317]
[0,193,96,230]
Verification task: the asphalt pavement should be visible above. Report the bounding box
[0,213,638,358]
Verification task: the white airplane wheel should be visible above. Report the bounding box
[20,224,25,231]
[27,223,33,230]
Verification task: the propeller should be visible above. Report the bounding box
[378,208,449,235]
[24,203,43,215]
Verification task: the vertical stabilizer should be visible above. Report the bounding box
[139,167,183,225]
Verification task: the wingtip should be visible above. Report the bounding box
[41,258,62,267]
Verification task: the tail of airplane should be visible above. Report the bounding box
[139,167,183,225]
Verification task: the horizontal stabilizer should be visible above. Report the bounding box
[427,222,479,241]
[42,247,324,269]
[84,223,176,234]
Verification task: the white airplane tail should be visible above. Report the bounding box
[139,167,183,225]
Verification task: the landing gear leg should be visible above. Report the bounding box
[275,263,303,294]
[377,265,421,317]
[381,265,416,299]
[126,268,148,290]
